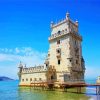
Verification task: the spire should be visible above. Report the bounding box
[66,12,70,20]
[24,64,26,68]
[50,21,54,28]
[19,61,23,68]
[75,20,79,26]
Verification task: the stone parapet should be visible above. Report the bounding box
[49,31,68,41]
[49,30,82,42]
[22,65,47,74]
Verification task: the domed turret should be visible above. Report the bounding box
[18,61,23,69]
[66,12,70,20]
[18,61,23,80]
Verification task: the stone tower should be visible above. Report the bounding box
[45,13,85,82]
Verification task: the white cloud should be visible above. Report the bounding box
[0,47,47,79]
[0,54,15,61]
[0,47,46,65]
[15,48,20,54]
[0,47,46,57]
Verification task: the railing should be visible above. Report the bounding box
[31,79,85,84]
[64,79,85,83]
[49,31,68,41]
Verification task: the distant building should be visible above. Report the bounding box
[97,76,100,84]
[18,13,85,86]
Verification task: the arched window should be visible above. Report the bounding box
[22,79,24,82]
[58,60,60,65]
[58,30,61,34]
[34,78,37,81]
[39,78,42,81]
[30,78,32,81]
[57,40,60,44]
[56,48,61,53]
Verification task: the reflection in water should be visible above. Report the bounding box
[18,87,90,100]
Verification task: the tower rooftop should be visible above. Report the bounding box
[50,12,78,29]
[49,12,82,42]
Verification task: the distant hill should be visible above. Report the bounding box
[0,76,14,81]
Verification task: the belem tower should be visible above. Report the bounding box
[18,12,85,87]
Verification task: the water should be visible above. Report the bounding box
[0,80,99,100]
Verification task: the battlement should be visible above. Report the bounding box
[21,65,47,74]
[51,18,66,28]
[51,18,78,29]
[48,29,82,41]
[50,12,78,29]
[48,29,68,41]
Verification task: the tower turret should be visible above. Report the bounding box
[18,61,23,80]
[66,12,70,20]
[50,21,54,28]
[75,20,79,26]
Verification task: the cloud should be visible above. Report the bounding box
[0,54,15,61]
[0,47,47,79]
[0,47,46,57]
[0,47,47,65]
[15,48,20,54]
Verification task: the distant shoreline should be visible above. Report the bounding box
[0,76,14,81]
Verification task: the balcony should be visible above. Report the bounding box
[49,31,68,41]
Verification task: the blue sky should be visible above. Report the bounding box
[0,0,100,79]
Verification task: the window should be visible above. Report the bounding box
[58,60,60,65]
[70,59,72,62]
[57,49,60,53]
[39,78,42,81]
[76,60,78,64]
[46,64,48,67]
[26,78,28,81]
[58,30,61,34]
[34,78,37,81]
[75,40,78,46]
[48,54,50,57]
[51,76,54,80]
[56,48,61,53]
[57,40,60,44]
[30,78,32,81]
[22,79,24,82]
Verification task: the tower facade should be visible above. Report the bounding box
[45,13,85,82]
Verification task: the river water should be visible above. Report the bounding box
[0,80,99,100]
